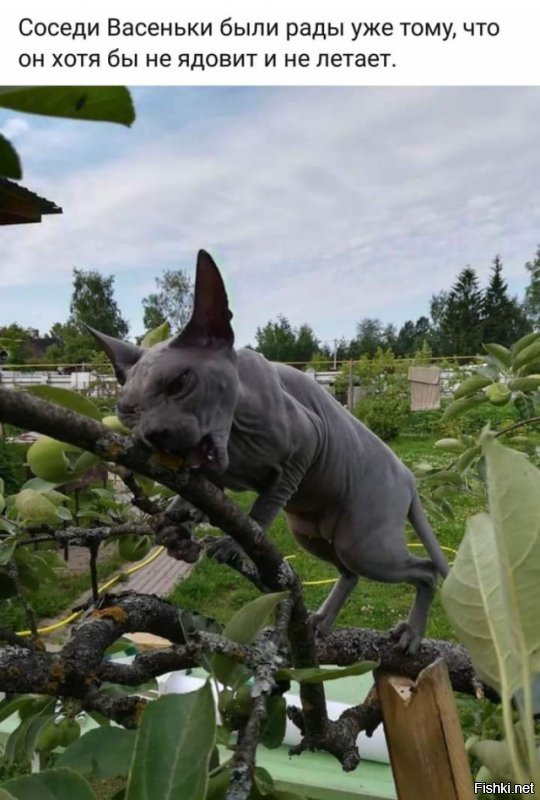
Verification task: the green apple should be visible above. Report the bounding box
[27,436,100,483]
[102,415,131,434]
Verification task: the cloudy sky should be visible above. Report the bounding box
[1,86,540,348]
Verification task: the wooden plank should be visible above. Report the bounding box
[375,659,474,800]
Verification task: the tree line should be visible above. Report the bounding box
[1,248,540,366]
[254,250,540,363]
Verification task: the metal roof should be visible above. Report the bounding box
[0,177,62,225]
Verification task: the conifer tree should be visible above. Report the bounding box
[440,267,484,356]
[482,256,530,346]
[524,245,540,330]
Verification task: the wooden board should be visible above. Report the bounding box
[376,660,474,800]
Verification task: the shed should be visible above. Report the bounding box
[408,366,441,411]
[0,177,62,225]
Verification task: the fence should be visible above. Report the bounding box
[0,358,474,400]
[0,364,119,406]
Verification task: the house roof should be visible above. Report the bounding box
[0,177,62,225]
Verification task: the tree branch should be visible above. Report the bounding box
[316,627,498,702]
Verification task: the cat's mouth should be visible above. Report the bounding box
[184,434,219,469]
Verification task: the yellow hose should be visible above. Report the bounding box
[16,541,458,637]
[291,544,458,587]
[16,546,165,637]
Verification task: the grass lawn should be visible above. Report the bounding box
[169,436,485,642]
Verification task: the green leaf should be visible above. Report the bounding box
[457,446,481,472]
[125,685,215,800]
[23,713,56,759]
[251,767,308,799]
[14,489,59,526]
[434,438,466,454]
[223,592,289,645]
[442,512,521,695]
[519,359,540,376]
[2,768,96,800]
[443,428,540,781]
[0,696,34,724]
[275,661,378,684]
[260,696,286,749]
[508,376,540,392]
[141,322,171,348]
[442,394,487,421]
[483,343,512,370]
[21,477,58,493]
[212,592,288,687]
[431,486,456,501]
[510,331,540,359]
[0,536,17,565]
[55,506,73,522]
[0,517,17,535]
[483,434,540,684]
[453,375,493,399]
[252,768,275,797]
[0,87,134,127]
[25,385,102,421]
[0,134,21,179]
[424,470,463,487]
[13,555,40,592]
[469,738,513,782]
[57,727,136,780]
[512,393,535,421]
[205,767,230,800]
[476,363,500,381]
[512,339,540,371]
[24,552,58,585]
[413,461,435,475]
[4,717,37,764]
[475,765,494,783]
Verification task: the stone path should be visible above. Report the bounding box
[120,547,192,596]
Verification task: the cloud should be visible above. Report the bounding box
[0,116,31,140]
[1,87,539,345]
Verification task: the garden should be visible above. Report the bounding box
[1,321,539,799]
[0,86,539,800]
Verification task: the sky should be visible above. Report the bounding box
[1,86,540,348]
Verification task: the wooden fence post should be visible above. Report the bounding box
[375,659,474,800]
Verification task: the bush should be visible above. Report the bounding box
[403,398,520,439]
[341,348,410,441]
[355,394,408,441]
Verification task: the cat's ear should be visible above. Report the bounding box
[86,326,144,385]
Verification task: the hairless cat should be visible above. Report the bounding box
[89,250,449,654]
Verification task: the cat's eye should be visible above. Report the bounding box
[169,369,190,395]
